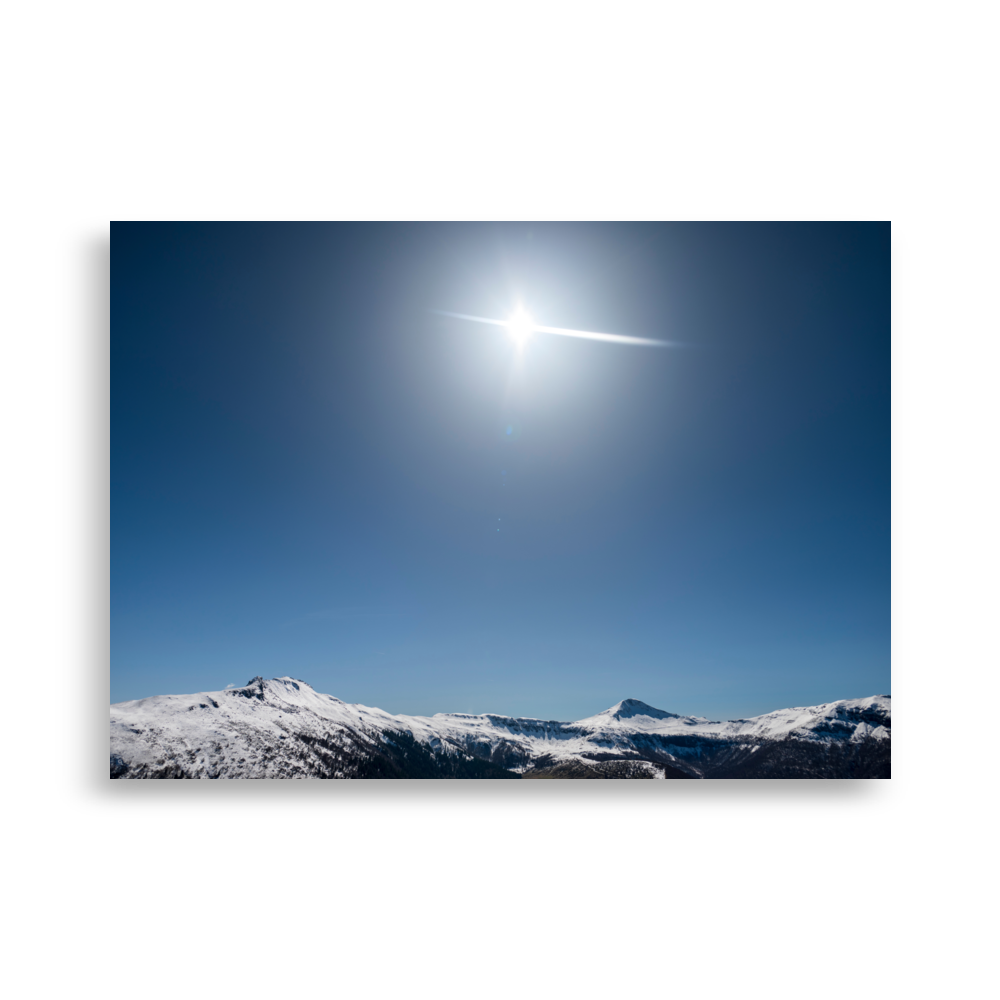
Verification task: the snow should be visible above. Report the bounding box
[110,678,891,779]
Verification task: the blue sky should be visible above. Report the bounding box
[112,222,889,720]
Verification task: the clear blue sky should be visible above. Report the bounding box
[112,222,889,720]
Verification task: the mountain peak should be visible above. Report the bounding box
[242,675,312,689]
[226,676,315,703]
[603,698,680,721]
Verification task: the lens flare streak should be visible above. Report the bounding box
[433,310,675,348]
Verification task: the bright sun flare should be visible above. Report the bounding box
[507,310,534,345]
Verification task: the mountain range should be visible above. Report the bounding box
[109,676,890,779]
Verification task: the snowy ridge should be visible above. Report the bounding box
[110,678,891,779]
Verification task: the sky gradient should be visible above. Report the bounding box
[112,222,889,720]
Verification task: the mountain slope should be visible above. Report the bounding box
[110,678,890,779]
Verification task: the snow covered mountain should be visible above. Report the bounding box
[110,677,891,779]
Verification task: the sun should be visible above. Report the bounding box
[507,308,534,346]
